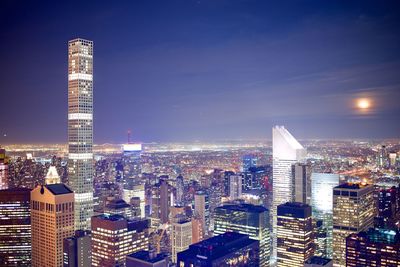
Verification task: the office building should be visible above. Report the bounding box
[194,191,210,237]
[123,181,146,218]
[311,173,339,257]
[0,148,8,190]
[272,126,306,258]
[0,188,31,266]
[332,183,375,267]
[171,216,193,263]
[346,228,400,266]
[277,202,314,267]
[292,163,311,204]
[126,250,168,267]
[243,154,257,172]
[151,179,171,226]
[375,186,398,229]
[104,198,134,219]
[63,230,91,267]
[229,174,242,200]
[31,184,75,267]
[91,214,150,267]
[214,203,270,267]
[177,232,260,267]
[176,175,184,206]
[304,256,333,267]
[68,38,94,230]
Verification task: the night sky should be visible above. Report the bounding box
[1,1,400,143]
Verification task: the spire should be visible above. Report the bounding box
[45,166,60,184]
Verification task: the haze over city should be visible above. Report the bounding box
[1,0,400,143]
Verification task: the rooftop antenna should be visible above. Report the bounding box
[127,129,131,144]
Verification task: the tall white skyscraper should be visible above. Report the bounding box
[272,126,306,259]
[68,38,94,230]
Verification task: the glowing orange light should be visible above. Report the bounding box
[357,98,370,110]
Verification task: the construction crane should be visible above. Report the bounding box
[155,223,169,253]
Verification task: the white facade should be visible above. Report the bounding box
[171,220,192,263]
[272,126,306,259]
[123,183,146,218]
[229,174,242,200]
[68,38,94,230]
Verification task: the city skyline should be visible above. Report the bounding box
[1,1,400,143]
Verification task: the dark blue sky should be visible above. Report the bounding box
[1,0,399,143]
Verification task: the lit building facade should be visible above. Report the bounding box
[123,182,145,218]
[194,191,210,237]
[346,228,400,266]
[229,174,242,200]
[177,232,260,267]
[0,188,31,266]
[31,184,75,267]
[0,148,8,190]
[214,203,270,267]
[68,38,94,230]
[272,126,306,258]
[91,214,150,267]
[311,173,339,258]
[171,218,193,263]
[277,202,314,267]
[332,183,375,267]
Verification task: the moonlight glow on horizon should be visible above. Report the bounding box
[357,98,371,110]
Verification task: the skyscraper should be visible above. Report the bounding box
[68,38,94,231]
[346,228,400,266]
[0,188,31,266]
[123,182,146,218]
[214,203,270,267]
[45,166,61,184]
[272,126,306,258]
[332,183,375,267]
[194,191,210,238]
[175,175,184,206]
[292,163,311,204]
[91,214,150,267]
[277,202,314,267]
[171,216,193,263]
[311,173,339,258]
[31,184,75,267]
[0,148,8,190]
[63,230,92,267]
[229,174,242,200]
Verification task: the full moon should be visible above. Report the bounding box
[357,98,370,110]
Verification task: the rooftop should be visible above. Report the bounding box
[45,184,73,195]
[305,256,332,265]
[217,203,268,213]
[349,228,400,244]
[335,182,371,190]
[127,250,167,263]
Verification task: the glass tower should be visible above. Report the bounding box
[68,38,94,230]
[272,126,306,259]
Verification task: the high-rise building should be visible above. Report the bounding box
[177,232,260,267]
[292,163,311,204]
[311,173,339,258]
[277,202,314,267]
[175,175,184,206]
[104,198,134,219]
[346,228,400,266]
[332,183,375,267]
[63,230,91,267]
[171,216,193,263]
[0,188,31,266]
[151,179,171,226]
[68,38,94,231]
[31,184,75,267]
[123,182,145,218]
[126,250,168,267]
[0,148,8,190]
[229,174,242,200]
[375,186,398,229]
[214,203,270,267]
[91,214,150,267]
[243,154,257,172]
[194,191,210,237]
[272,126,306,259]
